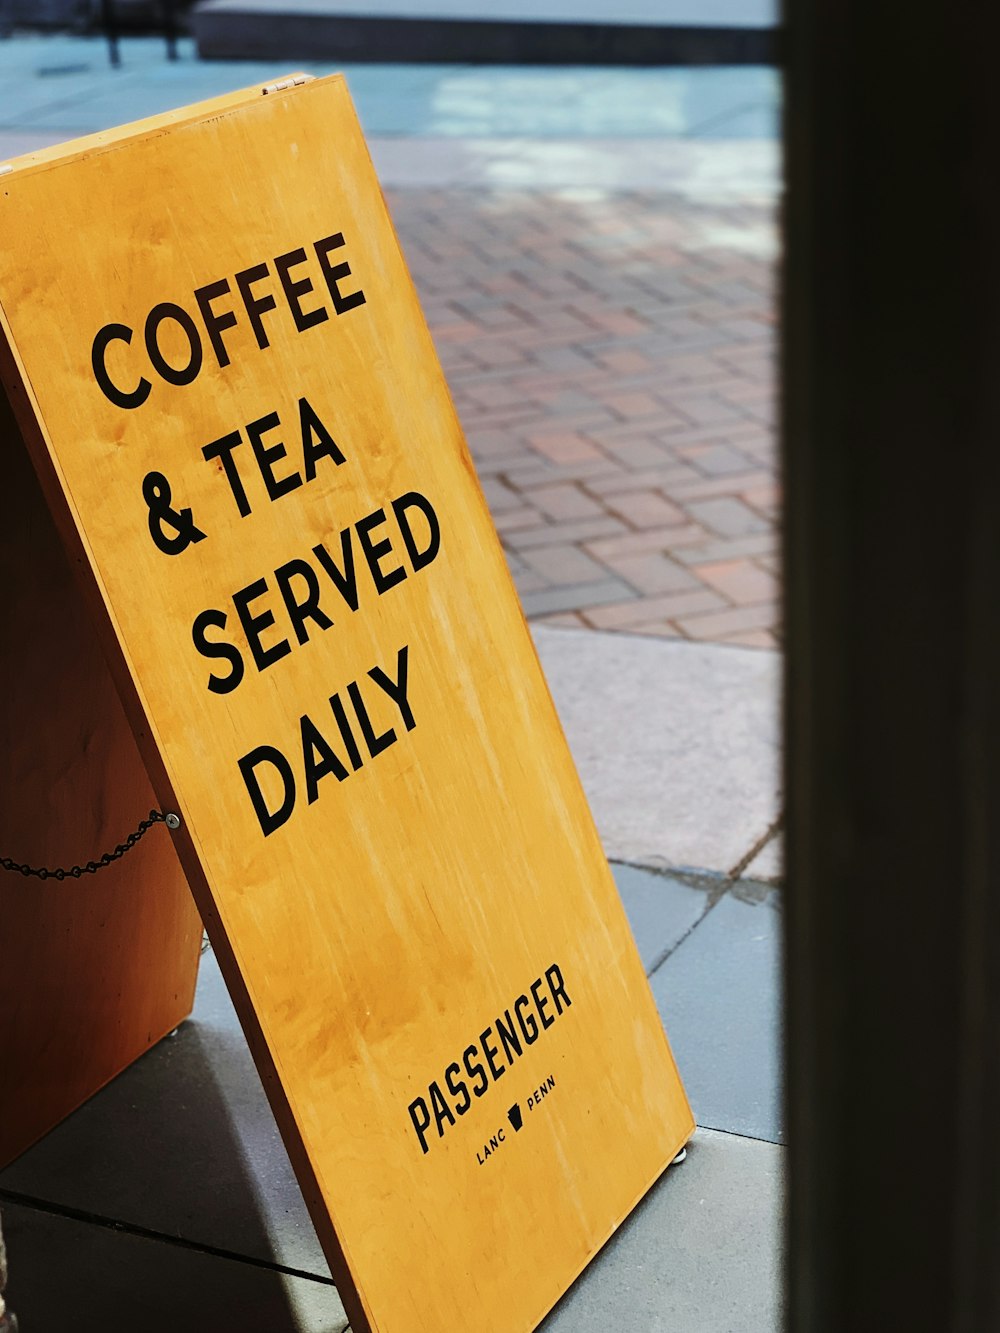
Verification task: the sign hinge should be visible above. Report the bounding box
[262,74,315,96]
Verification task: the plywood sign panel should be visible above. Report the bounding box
[0,388,203,1168]
[0,77,693,1332]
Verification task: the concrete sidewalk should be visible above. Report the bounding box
[0,36,780,141]
[2,879,782,1333]
[0,36,783,1331]
[0,625,784,1326]
[0,624,784,1330]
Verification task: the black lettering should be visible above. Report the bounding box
[429,1081,456,1139]
[546,963,571,1014]
[274,558,333,646]
[194,278,238,369]
[91,323,150,410]
[247,411,302,503]
[348,680,396,758]
[392,491,441,571]
[495,1010,523,1065]
[356,508,406,595]
[329,692,363,771]
[238,745,295,836]
[368,645,415,732]
[233,577,291,673]
[463,1045,489,1098]
[202,429,252,518]
[299,397,346,482]
[144,302,202,386]
[192,607,245,695]
[480,1027,504,1081]
[300,714,348,803]
[235,263,277,350]
[275,247,329,332]
[514,994,539,1045]
[314,233,366,314]
[531,978,554,1030]
[313,531,359,612]
[444,1062,471,1115]
[408,1097,432,1154]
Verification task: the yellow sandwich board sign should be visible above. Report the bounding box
[0,76,693,1331]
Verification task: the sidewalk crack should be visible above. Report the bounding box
[642,814,784,981]
[0,1187,337,1288]
[726,811,783,882]
[645,878,730,979]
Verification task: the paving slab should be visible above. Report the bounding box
[1,1127,781,1333]
[0,37,780,141]
[1,872,782,1327]
[0,865,706,1247]
[612,862,717,972]
[0,861,684,1262]
[0,948,329,1278]
[354,65,780,138]
[534,626,781,873]
[0,1200,348,1333]
[540,1126,782,1333]
[0,121,781,195]
[370,134,780,193]
[650,884,783,1143]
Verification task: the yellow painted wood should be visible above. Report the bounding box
[0,76,693,1332]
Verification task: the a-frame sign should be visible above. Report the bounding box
[0,76,692,1332]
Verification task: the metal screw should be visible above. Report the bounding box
[165,812,181,830]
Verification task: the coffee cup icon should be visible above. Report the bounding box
[507,1103,523,1132]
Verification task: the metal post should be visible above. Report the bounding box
[163,0,178,60]
[783,1,1000,1329]
[100,0,120,68]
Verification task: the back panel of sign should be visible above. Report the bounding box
[0,386,203,1167]
[0,77,693,1332]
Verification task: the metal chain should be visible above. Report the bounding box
[0,809,179,882]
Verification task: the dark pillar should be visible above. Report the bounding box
[783,2,1000,1330]
[100,0,120,67]
[163,0,178,60]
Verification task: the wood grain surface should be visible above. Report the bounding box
[0,77,693,1331]
[0,388,202,1168]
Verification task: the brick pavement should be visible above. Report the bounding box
[390,188,779,650]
